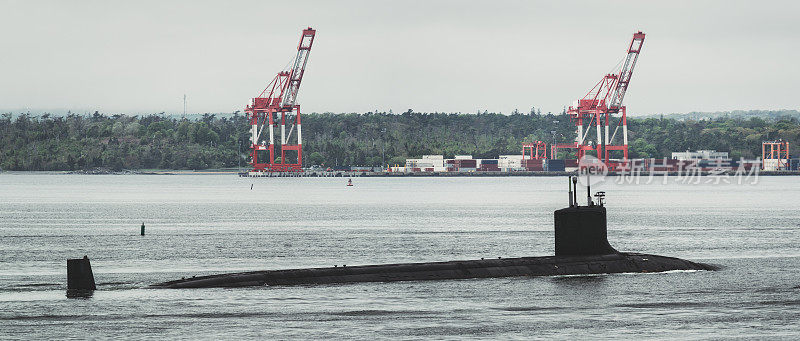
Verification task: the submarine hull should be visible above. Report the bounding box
[151,252,714,289]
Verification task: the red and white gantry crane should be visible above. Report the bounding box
[552,31,645,163]
[246,27,316,172]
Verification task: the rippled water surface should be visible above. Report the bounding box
[1,173,799,339]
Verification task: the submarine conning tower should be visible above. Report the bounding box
[554,175,618,256]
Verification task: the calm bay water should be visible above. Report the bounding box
[1,173,799,339]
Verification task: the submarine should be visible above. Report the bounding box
[152,176,714,289]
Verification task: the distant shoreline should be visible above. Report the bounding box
[2,169,797,177]
[241,170,799,177]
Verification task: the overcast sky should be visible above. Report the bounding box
[1,0,798,116]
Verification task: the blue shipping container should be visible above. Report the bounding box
[546,159,566,172]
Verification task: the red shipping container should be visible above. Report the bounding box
[522,161,544,167]
[458,160,477,167]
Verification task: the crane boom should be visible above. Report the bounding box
[608,31,645,113]
[281,27,316,108]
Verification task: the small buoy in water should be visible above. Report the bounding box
[140,222,145,236]
[251,184,253,190]
[347,178,353,187]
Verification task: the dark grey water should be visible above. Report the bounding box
[1,174,799,339]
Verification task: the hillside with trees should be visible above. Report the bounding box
[1,110,798,171]
[644,109,800,122]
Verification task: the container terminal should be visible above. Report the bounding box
[238,28,796,178]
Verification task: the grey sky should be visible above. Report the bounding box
[1,0,798,116]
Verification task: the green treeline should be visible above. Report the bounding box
[0,112,244,171]
[1,111,798,171]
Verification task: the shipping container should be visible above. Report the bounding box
[522,159,544,166]
[547,159,566,172]
[762,159,781,171]
[500,159,522,167]
[457,160,477,167]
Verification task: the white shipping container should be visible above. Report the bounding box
[762,159,785,171]
[404,159,421,167]
[432,160,445,168]
[405,159,436,169]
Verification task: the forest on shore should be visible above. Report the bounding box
[1,110,798,171]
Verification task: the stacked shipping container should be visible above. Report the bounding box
[522,159,544,171]
[398,154,771,173]
[478,159,500,172]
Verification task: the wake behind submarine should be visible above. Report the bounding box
[152,177,714,289]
